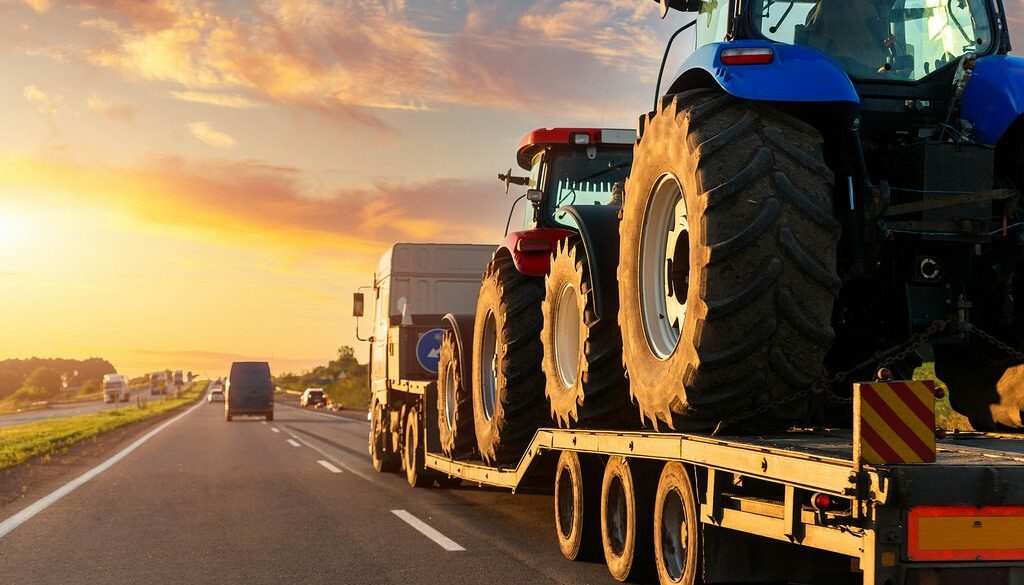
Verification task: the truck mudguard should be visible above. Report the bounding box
[556,205,621,325]
[667,40,860,106]
[441,313,475,390]
[962,55,1024,146]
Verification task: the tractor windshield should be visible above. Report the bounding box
[751,0,994,81]
[547,147,632,227]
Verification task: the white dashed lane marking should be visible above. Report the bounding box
[286,439,301,448]
[391,509,465,552]
[317,460,342,473]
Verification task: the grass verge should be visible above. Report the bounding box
[0,380,209,471]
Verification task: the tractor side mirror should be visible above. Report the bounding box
[526,189,544,203]
[657,0,700,18]
[352,292,365,317]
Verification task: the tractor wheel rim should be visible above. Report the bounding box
[640,174,689,360]
[481,311,498,421]
[660,487,688,582]
[444,362,457,431]
[554,282,581,389]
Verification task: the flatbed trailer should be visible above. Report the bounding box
[389,379,1024,585]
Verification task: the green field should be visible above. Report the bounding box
[0,380,209,470]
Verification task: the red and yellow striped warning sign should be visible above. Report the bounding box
[853,381,937,465]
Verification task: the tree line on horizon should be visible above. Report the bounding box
[0,357,117,404]
[275,346,368,409]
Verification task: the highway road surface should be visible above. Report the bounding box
[0,398,620,585]
[0,389,169,429]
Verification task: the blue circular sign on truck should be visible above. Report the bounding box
[416,328,445,374]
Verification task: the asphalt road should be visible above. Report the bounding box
[0,398,618,585]
[0,389,171,429]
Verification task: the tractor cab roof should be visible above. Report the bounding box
[516,128,635,170]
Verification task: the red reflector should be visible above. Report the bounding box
[720,47,775,66]
[516,239,552,253]
[813,494,832,510]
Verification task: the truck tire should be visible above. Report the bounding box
[225,412,232,422]
[542,238,630,427]
[437,331,475,458]
[654,462,701,585]
[404,410,432,488]
[266,412,273,422]
[619,89,840,430]
[601,456,654,582]
[554,450,602,561]
[934,344,1024,431]
[472,254,547,465]
[370,403,400,473]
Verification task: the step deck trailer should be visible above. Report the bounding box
[393,379,1024,585]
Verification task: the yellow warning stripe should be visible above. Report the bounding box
[870,386,935,449]
[861,400,922,462]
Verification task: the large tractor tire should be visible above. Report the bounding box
[437,330,475,458]
[541,238,631,427]
[472,253,547,466]
[619,88,841,431]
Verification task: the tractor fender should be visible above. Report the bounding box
[441,313,475,395]
[501,228,574,277]
[666,40,859,106]
[962,55,1024,147]
[556,205,621,325]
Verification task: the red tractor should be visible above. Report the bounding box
[437,128,636,465]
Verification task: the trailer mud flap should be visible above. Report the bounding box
[907,506,1024,561]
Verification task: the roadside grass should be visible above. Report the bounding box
[0,380,209,471]
[278,379,369,411]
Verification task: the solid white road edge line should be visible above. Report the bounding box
[316,460,343,473]
[286,439,301,447]
[0,399,205,540]
[391,509,465,552]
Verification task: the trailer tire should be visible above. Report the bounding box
[654,462,701,585]
[542,238,630,427]
[601,456,654,582]
[266,412,273,422]
[225,412,232,422]
[404,409,431,488]
[371,403,400,473]
[472,253,547,465]
[438,330,475,458]
[619,89,840,430]
[554,450,602,561]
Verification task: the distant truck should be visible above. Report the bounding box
[173,370,184,387]
[102,374,130,403]
[149,372,167,396]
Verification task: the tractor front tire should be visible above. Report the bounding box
[542,238,631,427]
[437,330,475,458]
[619,89,840,431]
[472,253,547,466]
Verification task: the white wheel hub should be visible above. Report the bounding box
[554,283,581,388]
[640,175,690,360]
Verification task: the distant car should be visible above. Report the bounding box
[225,361,274,422]
[207,388,225,403]
[300,388,327,408]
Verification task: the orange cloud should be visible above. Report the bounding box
[187,121,235,149]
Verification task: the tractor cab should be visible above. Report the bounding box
[498,128,635,276]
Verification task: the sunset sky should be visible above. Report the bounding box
[1,0,1021,377]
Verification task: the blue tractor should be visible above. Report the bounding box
[610,0,1023,432]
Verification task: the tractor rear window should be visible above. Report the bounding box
[751,0,994,81]
[547,148,632,227]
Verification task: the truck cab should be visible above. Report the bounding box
[102,374,129,403]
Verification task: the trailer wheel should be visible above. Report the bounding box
[225,412,232,422]
[437,330,475,457]
[404,410,431,488]
[542,238,630,427]
[601,456,654,582]
[619,89,839,430]
[370,403,400,473]
[554,450,602,561]
[472,253,547,465]
[654,462,701,585]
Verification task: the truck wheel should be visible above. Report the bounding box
[472,254,547,465]
[266,413,273,422]
[437,331,475,458]
[619,89,840,430]
[554,450,602,561]
[370,403,400,473]
[542,239,630,427]
[601,457,654,582]
[404,410,432,488]
[654,462,701,585]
